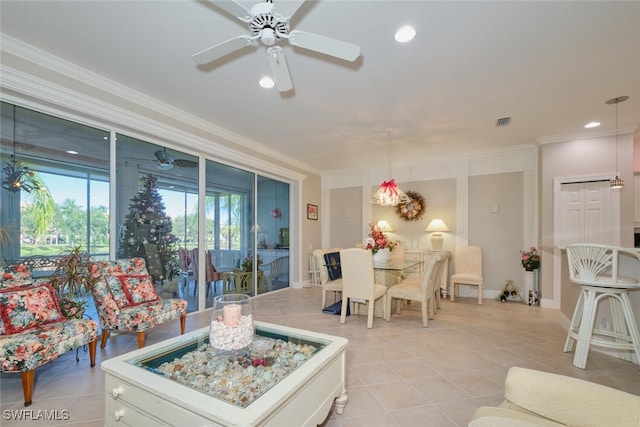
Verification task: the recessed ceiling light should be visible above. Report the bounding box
[66,150,78,155]
[584,121,600,128]
[259,77,275,89]
[394,25,416,43]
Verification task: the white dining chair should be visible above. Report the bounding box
[385,252,446,327]
[339,248,388,328]
[450,246,484,304]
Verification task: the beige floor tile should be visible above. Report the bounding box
[350,361,400,385]
[409,375,471,404]
[436,398,490,426]
[391,405,457,427]
[338,386,386,419]
[2,287,639,427]
[443,371,504,398]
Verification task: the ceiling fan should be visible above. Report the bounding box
[124,148,198,171]
[153,148,199,171]
[192,0,361,92]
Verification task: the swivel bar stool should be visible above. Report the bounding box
[564,244,640,369]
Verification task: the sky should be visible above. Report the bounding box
[32,173,188,219]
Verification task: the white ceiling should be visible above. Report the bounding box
[1,1,639,174]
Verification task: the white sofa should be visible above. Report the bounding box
[470,366,640,427]
[313,248,343,308]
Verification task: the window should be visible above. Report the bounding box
[1,102,293,314]
[0,102,110,262]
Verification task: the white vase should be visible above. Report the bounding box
[373,248,391,264]
[523,270,535,304]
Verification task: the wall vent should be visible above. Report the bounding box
[496,117,511,127]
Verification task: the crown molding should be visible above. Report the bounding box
[321,143,537,177]
[537,128,636,145]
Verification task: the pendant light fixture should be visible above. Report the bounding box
[1,105,38,193]
[370,129,411,206]
[606,95,628,190]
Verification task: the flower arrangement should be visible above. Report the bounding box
[365,223,397,254]
[395,191,426,221]
[520,246,540,271]
[241,255,263,272]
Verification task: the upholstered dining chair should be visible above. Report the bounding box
[177,247,193,293]
[313,248,343,309]
[384,252,446,327]
[389,243,406,263]
[190,248,223,297]
[564,243,640,369]
[450,246,484,304]
[338,248,388,328]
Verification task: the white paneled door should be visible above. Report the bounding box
[557,180,616,247]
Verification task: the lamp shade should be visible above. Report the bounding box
[370,179,411,206]
[376,220,393,232]
[425,219,449,233]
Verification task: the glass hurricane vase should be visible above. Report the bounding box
[210,294,254,356]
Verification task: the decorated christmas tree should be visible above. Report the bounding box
[118,175,179,282]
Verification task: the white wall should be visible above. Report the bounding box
[322,148,539,301]
[469,172,525,298]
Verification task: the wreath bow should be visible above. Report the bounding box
[380,179,401,196]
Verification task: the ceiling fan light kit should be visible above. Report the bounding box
[1,105,39,193]
[193,0,361,92]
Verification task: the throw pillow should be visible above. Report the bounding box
[323,252,342,281]
[103,276,131,309]
[118,274,160,306]
[0,264,32,290]
[0,283,65,335]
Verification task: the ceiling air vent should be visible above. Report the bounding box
[496,117,511,127]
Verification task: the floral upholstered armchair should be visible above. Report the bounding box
[0,264,98,406]
[93,258,188,349]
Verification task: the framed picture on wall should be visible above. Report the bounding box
[307,204,318,220]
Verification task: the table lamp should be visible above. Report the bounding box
[376,220,393,232]
[425,219,449,251]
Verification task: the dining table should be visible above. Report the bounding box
[360,259,423,317]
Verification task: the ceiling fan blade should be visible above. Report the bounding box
[172,159,199,168]
[207,0,250,20]
[288,30,360,62]
[192,35,255,65]
[266,46,293,92]
[289,30,360,62]
[276,0,306,20]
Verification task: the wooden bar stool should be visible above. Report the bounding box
[564,244,640,369]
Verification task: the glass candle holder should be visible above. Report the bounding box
[210,294,254,355]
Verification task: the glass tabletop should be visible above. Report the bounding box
[126,326,328,408]
[372,260,422,271]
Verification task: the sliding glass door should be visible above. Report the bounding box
[1,101,292,314]
[256,176,290,293]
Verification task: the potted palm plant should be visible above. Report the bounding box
[49,246,100,318]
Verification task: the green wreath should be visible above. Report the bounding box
[396,191,425,221]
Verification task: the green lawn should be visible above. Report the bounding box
[20,244,110,258]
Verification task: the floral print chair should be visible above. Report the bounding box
[0,264,98,406]
[93,258,188,349]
